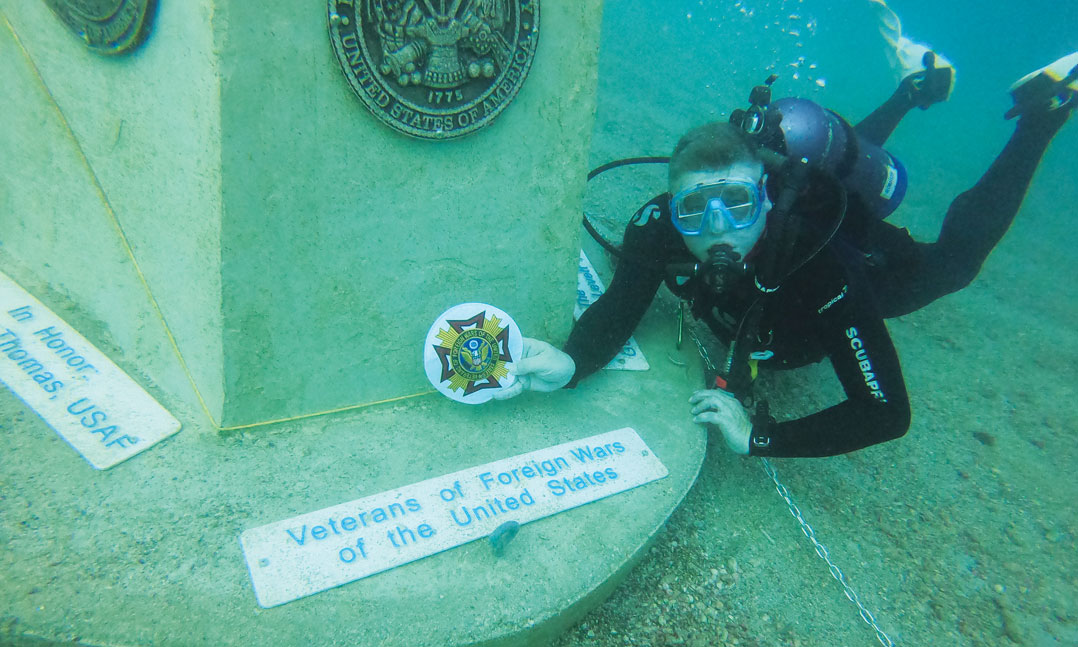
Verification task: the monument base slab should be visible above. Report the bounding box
[0,286,707,647]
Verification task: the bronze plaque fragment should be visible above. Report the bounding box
[43,0,158,55]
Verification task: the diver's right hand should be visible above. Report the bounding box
[493,337,576,400]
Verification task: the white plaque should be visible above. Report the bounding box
[240,427,668,608]
[0,270,181,469]
[575,250,650,371]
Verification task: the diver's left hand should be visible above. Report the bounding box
[689,389,752,455]
[493,337,575,400]
[899,50,954,110]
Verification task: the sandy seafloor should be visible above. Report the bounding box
[556,1,1078,646]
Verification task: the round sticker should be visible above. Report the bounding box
[423,303,523,404]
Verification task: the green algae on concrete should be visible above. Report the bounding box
[0,0,224,421]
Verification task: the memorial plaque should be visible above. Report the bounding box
[328,0,540,139]
[575,250,649,371]
[42,0,158,55]
[0,270,181,469]
[240,427,667,607]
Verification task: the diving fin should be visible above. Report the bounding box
[1006,52,1078,120]
[870,0,955,109]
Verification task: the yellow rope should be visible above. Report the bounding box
[3,10,435,432]
[217,389,437,432]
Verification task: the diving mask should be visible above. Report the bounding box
[670,178,766,236]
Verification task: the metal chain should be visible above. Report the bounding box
[760,458,896,647]
[685,318,896,646]
[687,324,717,373]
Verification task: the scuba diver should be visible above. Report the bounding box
[496,52,1077,458]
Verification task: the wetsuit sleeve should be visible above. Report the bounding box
[854,89,914,147]
[563,202,669,387]
[751,289,911,457]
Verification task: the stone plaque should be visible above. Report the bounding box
[240,427,668,607]
[42,0,158,55]
[328,0,540,139]
[575,250,649,371]
[0,270,181,469]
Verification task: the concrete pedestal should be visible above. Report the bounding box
[1,0,600,428]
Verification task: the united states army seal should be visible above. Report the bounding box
[423,303,523,404]
[328,0,539,139]
[42,0,157,55]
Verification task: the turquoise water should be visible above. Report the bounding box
[560,1,1078,646]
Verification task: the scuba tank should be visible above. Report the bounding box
[759,97,907,220]
[732,78,908,221]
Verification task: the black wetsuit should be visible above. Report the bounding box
[563,107,1062,458]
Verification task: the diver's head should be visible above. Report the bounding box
[668,122,773,266]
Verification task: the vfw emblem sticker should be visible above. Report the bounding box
[424,303,523,404]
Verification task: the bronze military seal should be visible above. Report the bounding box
[328,0,539,140]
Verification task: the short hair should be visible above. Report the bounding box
[668,122,760,189]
